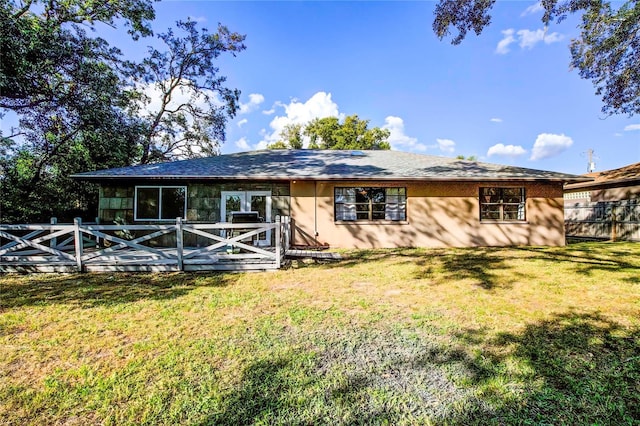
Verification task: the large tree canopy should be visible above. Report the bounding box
[0,0,245,222]
[0,0,155,108]
[133,20,246,164]
[433,0,640,116]
[0,0,153,221]
[268,115,391,150]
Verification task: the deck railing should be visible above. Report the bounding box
[0,216,291,272]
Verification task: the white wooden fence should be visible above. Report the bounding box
[565,201,640,242]
[0,217,291,272]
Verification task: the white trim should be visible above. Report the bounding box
[134,185,187,221]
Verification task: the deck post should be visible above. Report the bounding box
[284,216,291,251]
[50,217,57,248]
[176,217,184,271]
[95,217,101,247]
[275,216,282,269]
[73,217,83,272]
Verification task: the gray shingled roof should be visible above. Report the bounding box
[72,150,590,182]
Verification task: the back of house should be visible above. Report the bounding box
[73,149,590,248]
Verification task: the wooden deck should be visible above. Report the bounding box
[0,217,292,273]
[286,249,342,260]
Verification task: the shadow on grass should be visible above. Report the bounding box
[0,273,237,309]
[316,242,639,290]
[201,312,640,425]
[413,249,520,290]
[450,311,640,424]
[515,242,640,278]
[329,247,521,289]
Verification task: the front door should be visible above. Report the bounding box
[221,191,272,246]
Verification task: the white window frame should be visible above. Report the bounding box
[134,185,187,221]
[479,187,526,222]
[334,187,407,222]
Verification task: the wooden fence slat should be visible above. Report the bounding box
[84,224,176,231]
[0,224,71,231]
[1,217,291,272]
[182,225,276,259]
[565,201,640,241]
[0,229,75,260]
[0,230,44,251]
[0,228,74,256]
[80,228,175,261]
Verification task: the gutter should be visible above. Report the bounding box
[71,174,593,183]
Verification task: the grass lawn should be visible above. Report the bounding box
[1,242,639,425]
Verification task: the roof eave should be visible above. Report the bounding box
[565,176,640,190]
[72,174,588,183]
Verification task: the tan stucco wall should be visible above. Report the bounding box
[291,180,565,248]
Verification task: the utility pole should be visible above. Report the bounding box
[586,149,596,173]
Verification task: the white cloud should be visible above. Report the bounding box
[262,108,276,115]
[624,124,640,131]
[188,16,207,23]
[235,137,251,151]
[237,118,248,128]
[530,133,573,160]
[614,132,623,137]
[517,28,564,49]
[382,116,426,151]
[239,93,265,114]
[490,118,503,123]
[436,138,456,154]
[521,2,543,16]
[496,29,516,55]
[260,92,342,147]
[487,143,527,157]
[496,27,563,54]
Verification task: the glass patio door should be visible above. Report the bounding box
[221,191,272,246]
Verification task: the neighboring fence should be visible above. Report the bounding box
[0,217,291,272]
[565,200,640,241]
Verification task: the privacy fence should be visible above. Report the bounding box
[0,217,291,273]
[564,200,640,242]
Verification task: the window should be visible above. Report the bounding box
[135,186,186,220]
[335,187,406,221]
[480,187,525,221]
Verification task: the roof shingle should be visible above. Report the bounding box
[72,150,590,182]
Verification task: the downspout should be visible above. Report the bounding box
[314,181,319,245]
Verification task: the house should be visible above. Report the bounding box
[73,149,590,248]
[564,162,640,203]
[563,162,640,242]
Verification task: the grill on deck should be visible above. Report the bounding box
[230,212,262,223]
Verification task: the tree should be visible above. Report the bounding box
[269,115,390,150]
[132,20,246,164]
[267,124,304,149]
[0,0,245,221]
[456,154,478,161]
[307,115,391,150]
[433,0,640,116]
[0,0,149,222]
[0,0,155,109]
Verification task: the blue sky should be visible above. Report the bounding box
[6,0,640,175]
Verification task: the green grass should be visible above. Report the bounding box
[1,242,639,425]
